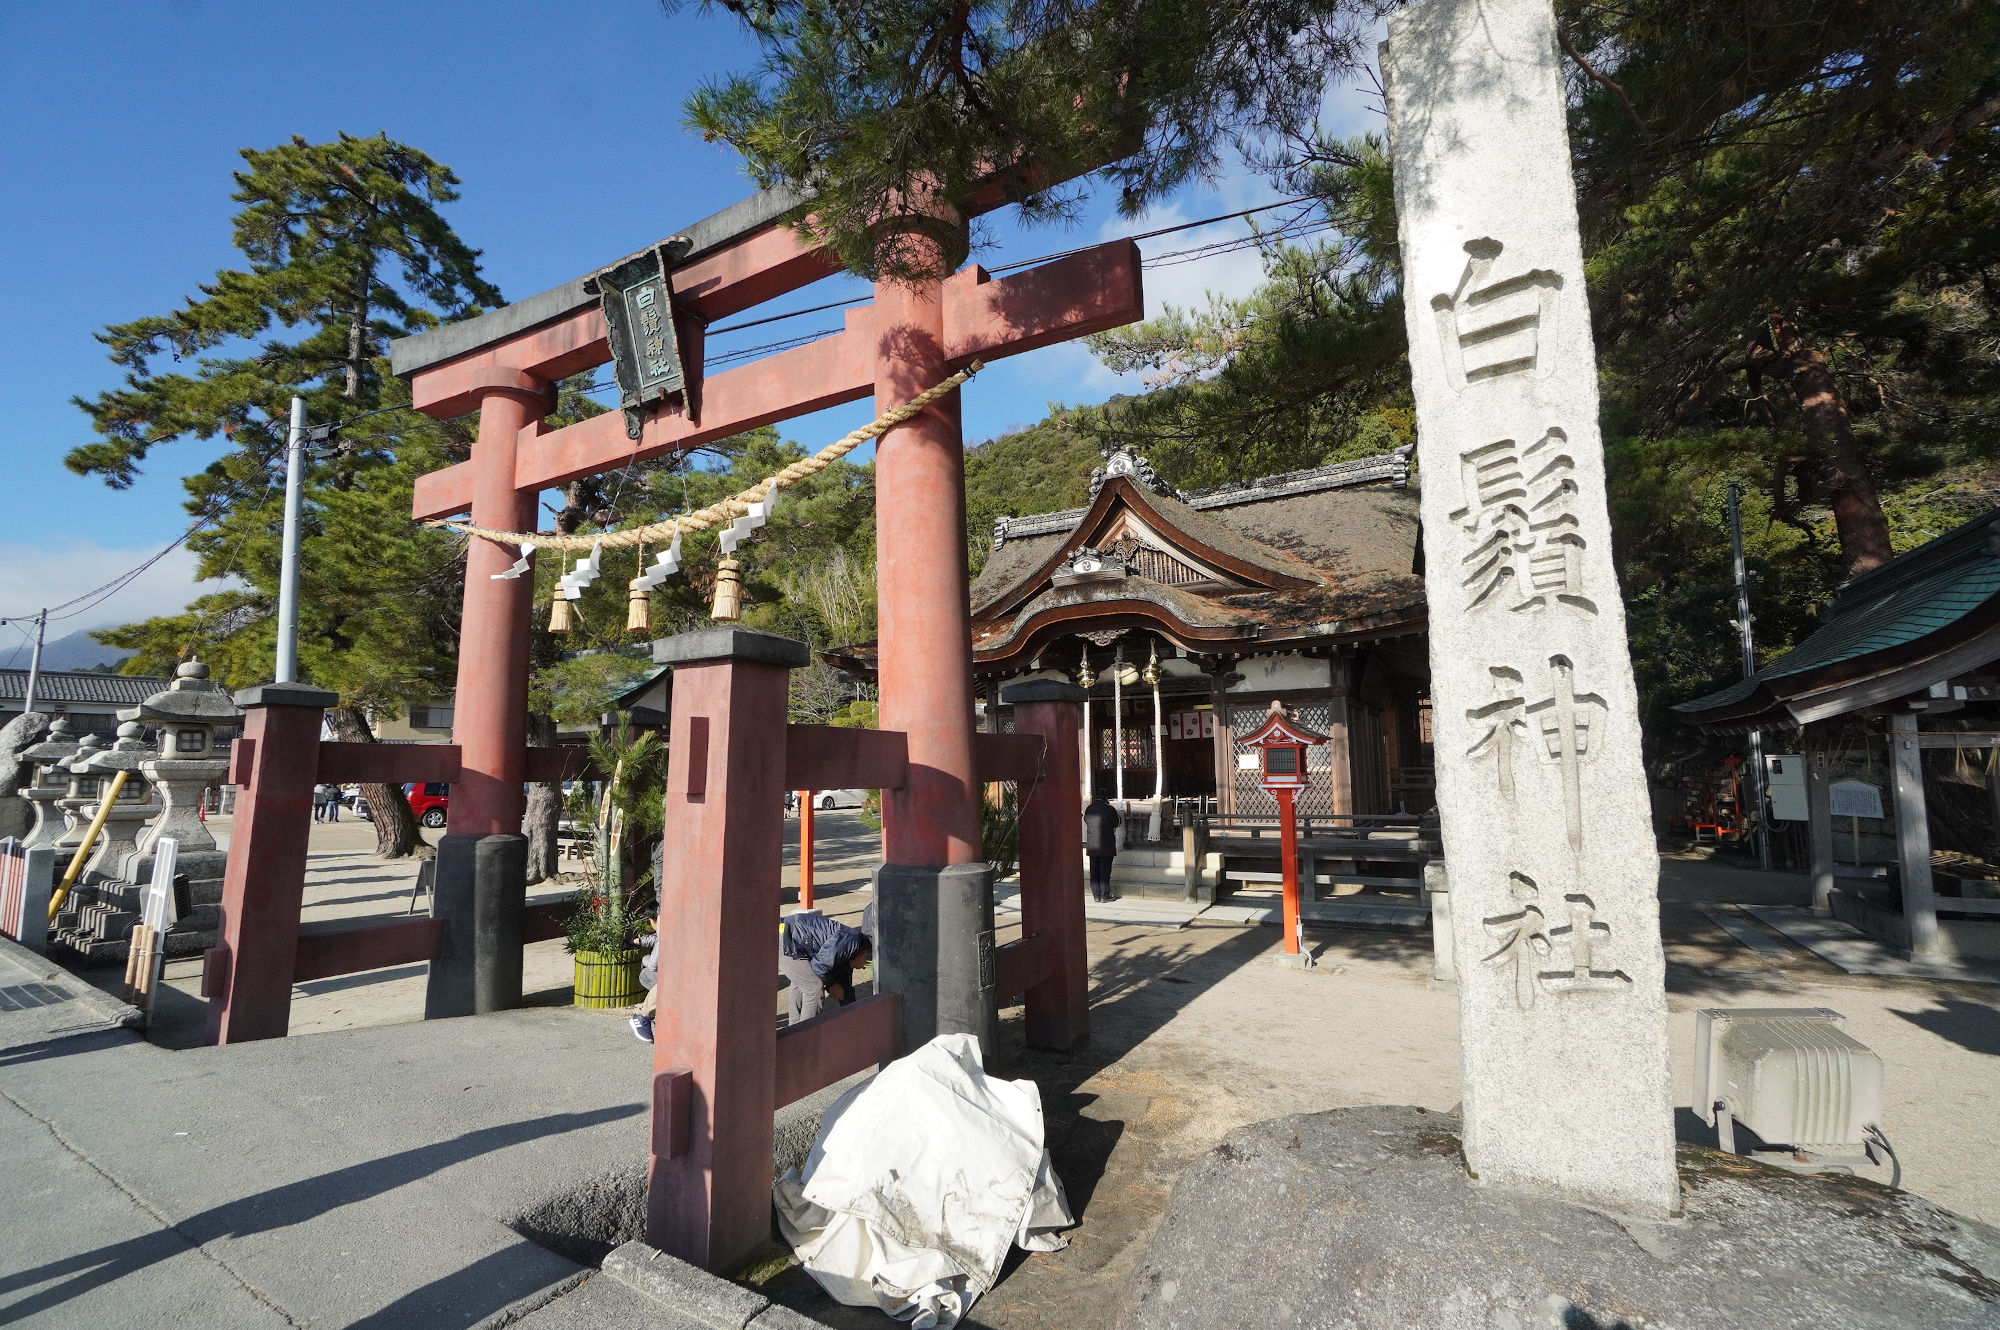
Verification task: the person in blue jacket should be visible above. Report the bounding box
[779,911,874,1024]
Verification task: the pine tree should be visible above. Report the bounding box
[73,133,502,858]
[682,0,1381,280]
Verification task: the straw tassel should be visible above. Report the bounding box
[549,554,573,633]
[626,576,652,632]
[711,556,743,621]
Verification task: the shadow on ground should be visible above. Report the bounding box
[0,1105,639,1325]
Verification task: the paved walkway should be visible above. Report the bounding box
[4,828,1997,1330]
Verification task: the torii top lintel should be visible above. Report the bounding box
[394,184,1144,523]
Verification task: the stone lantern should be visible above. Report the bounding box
[56,721,170,955]
[17,715,81,851]
[124,660,243,903]
[76,721,163,883]
[54,733,108,854]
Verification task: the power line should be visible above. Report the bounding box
[698,194,1328,342]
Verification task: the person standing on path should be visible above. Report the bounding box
[312,783,332,824]
[629,931,659,1043]
[1084,790,1122,903]
[778,912,873,1024]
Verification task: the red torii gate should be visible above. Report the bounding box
[380,187,1138,1268]
[389,187,1140,1026]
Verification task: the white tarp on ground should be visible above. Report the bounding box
[774,1033,1075,1328]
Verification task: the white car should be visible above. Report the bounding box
[810,789,868,810]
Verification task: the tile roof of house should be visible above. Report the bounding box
[0,670,168,708]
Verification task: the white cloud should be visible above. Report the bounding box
[0,541,224,653]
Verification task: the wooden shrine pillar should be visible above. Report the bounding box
[205,684,335,1044]
[1324,654,1356,818]
[869,211,996,1054]
[872,238,983,870]
[1004,680,1090,1051]
[430,372,551,1020]
[1807,742,1836,916]
[646,628,800,1272]
[1889,713,1942,960]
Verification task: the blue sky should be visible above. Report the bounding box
[0,1,1382,649]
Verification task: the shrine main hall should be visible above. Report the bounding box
[833,443,1434,833]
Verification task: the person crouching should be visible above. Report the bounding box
[779,912,874,1024]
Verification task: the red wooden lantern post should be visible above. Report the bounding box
[1241,701,1329,960]
[798,791,816,911]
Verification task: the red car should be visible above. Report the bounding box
[406,782,450,828]
[359,781,450,827]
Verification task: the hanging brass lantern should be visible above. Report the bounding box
[1142,643,1160,686]
[1077,655,1096,689]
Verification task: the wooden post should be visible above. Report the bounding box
[1987,751,2000,854]
[1890,713,1942,960]
[1807,743,1836,917]
[646,628,802,1272]
[799,793,816,911]
[1003,680,1090,1051]
[206,683,336,1044]
[1278,786,1303,956]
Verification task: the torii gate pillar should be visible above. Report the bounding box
[428,373,550,1019]
[870,220,999,1057]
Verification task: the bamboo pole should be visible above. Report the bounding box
[48,770,128,920]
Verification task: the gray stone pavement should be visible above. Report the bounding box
[4,820,1996,1330]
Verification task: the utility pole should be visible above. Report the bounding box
[21,608,47,713]
[274,395,306,684]
[1728,483,1773,871]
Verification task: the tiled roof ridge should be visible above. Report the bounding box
[990,443,1414,549]
[0,668,169,704]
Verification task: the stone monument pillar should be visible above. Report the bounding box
[1384,0,1678,1216]
[18,717,81,852]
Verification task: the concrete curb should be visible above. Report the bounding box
[466,1270,591,1330]
[0,930,143,1029]
[598,1242,833,1329]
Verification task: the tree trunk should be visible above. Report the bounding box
[1766,310,1895,579]
[324,705,426,858]
[524,711,562,884]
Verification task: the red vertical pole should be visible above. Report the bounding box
[206,684,335,1044]
[872,233,982,870]
[798,793,816,911]
[447,375,548,840]
[646,627,803,1273]
[1005,680,1090,1051]
[1278,786,1302,956]
[428,372,550,1020]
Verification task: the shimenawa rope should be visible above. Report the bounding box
[425,361,983,552]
